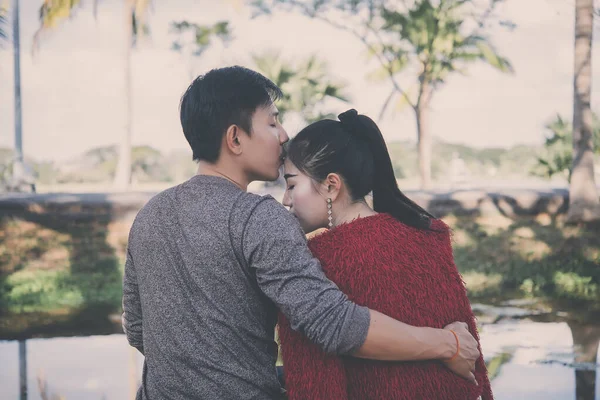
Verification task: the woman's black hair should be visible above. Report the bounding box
[287,109,435,230]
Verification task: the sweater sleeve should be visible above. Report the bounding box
[242,196,370,355]
[122,243,144,354]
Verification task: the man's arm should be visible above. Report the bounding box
[242,198,478,381]
[122,246,144,355]
[354,312,479,382]
[355,310,456,360]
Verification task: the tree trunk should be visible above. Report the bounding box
[12,0,24,181]
[113,0,135,191]
[416,95,432,190]
[567,0,600,222]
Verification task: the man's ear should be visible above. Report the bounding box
[224,124,243,155]
[323,173,343,202]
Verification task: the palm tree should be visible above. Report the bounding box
[8,0,37,193]
[374,0,512,188]
[252,51,349,124]
[567,0,600,222]
[33,0,151,190]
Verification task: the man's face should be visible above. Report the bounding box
[242,103,289,182]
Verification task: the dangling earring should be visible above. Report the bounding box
[327,198,333,228]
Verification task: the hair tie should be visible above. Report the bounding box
[338,108,359,121]
[338,109,369,142]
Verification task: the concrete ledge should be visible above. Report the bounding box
[0,188,570,221]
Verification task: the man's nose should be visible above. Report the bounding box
[279,127,289,144]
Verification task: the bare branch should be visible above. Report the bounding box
[378,87,396,121]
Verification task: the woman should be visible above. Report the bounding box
[278,109,492,400]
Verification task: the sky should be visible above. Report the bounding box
[0,0,594,162]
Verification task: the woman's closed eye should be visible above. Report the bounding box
[286,185,295,191]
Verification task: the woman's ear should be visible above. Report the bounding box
[323,173,343,202]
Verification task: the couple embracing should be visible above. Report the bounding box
[122,66,492,400]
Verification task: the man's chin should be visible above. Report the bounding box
[252,169,281,183]
[266,167,282,181]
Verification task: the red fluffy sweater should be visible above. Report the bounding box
[278,214,492,400]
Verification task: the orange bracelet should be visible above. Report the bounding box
[446,329,460,361]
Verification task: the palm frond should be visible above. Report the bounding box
[33,0,82,54]
[0,6,8,43]
[252,52,350,123]
[473,40,513,72]
[171,19,231,57]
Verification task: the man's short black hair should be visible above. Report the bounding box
[179,66,283,163]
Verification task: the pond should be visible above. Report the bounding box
[0,302,598,399]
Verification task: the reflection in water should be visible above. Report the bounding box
[567,320,600,400]
[485,352,513,381]
[19,340,27,400]
[0,311,598,400]
[37,369,66,400]
[1,335,144,400]
[480,320,577,399]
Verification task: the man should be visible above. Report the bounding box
[123,66,480,399]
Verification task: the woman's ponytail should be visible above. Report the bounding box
[338,109,435,230]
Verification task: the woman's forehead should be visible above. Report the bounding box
[283,159,297,173]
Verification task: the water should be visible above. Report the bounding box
[0,305,598,399]
[0,335,144,400]
[481,320,580,399]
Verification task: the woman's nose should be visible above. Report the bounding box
[282,191,291,208]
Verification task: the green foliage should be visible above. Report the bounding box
[0,215,124,313]
[170,20,231,56]
[46,145,175,184]
[553,271,598,302]
[0,269,122,312]
[376,0,512,112]
[451,215,600,310]
[131,145,172,183]
[387,139,538,181]
[2,209,598,317]
[486,352,513,381]
[251,0,511,111]
[250,0,512,187]
[532,114,600,181]
[252,51,350,123]
[2,137,546,186]
[33,0,152,52]
[0,4,8,44]
[0,146,198,185]
[37,0,83,30]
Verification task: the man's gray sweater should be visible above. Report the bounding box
[122,175,370,399]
